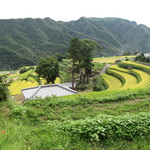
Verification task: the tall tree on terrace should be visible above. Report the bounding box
[79,39,101,84]
[68,38,80,88]
[35,56,59,84]
[68,38,101,88]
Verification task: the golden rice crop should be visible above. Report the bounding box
[108,69,137,89]
[9,80,26,95]
[9,73,20,78]
[93,56,135,63]
[54,77,61,83]
[102,73,122,90]
[132,69,150,87]
[10,80,39,95]
[109,65,129,73]
[9,81,22,90]
[122,61,150,69]
[40,77,61,85]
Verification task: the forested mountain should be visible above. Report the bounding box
[0,17,150,70]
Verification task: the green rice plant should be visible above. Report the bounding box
[19,70,33,81]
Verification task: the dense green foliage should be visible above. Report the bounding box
[0,17,150,69]
[35,56,59,84]
[57,113,150,141]
[92,76,108,91]
[1,88,150,149]
[68,38,101,88]
[0,75,9,101]
[24,87,150,107]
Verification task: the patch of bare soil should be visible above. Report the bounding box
[11,94,25,103]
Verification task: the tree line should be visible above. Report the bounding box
[35,37,101,89]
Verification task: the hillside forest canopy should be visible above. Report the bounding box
[0,17,150,70]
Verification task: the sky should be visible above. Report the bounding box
[0,0,150,27]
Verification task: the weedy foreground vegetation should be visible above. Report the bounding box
[0,60,150,150]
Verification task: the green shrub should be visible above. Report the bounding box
[0,75,9,101]
[92,76,108,91]
[57,113,150,141]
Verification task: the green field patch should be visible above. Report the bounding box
[19,70,33,80]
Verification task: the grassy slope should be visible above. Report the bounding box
[0,61,150,149]
[0,92,150,149]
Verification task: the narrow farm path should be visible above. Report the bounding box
[100,64,111,75]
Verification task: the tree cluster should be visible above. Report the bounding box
[68,38,101,90]
[35,56,59,84]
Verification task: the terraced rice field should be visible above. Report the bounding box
[102,61,150,90]
[123,61,150,69]
[93,56,135,63]
[133,69,150,87]
[102,73,122,90]
[8,69,61,95]
[109,69,137,89]
[109,65,129,73]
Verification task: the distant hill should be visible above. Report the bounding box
[0,17,150,70]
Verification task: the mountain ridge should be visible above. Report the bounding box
[0,17,150,70]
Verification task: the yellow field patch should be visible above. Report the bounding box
[132,69,150,87]
[108,69,137,89]
[122,61,150,69]
[9,76,61,95]
[93,56,135,63]
[55,77,61,83]
[109,65,129,73]
[9,81,39,95]
[102,73,122,90]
